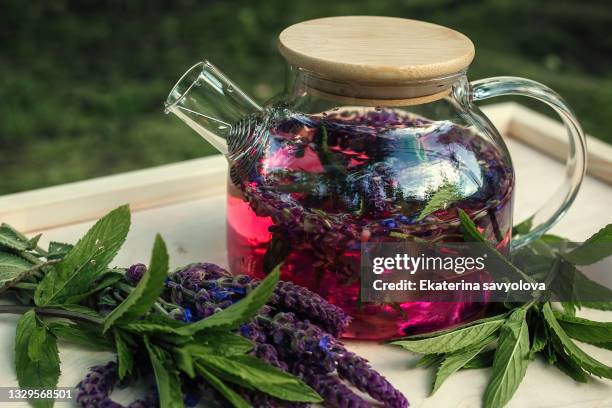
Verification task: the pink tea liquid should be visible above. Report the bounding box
[227,109,513,340]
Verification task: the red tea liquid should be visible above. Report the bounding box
[226,109,513,340]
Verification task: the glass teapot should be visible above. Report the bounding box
[165,16,586,340]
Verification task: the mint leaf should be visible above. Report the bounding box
[64,271,124,303]
[529,321,547,359]
[114,330,133,380]
[48,304,103,319]
[198,354,322,403]
[27,323,47,362]
[554,312,612,347]
[196,363,251,408]
[415,354,444,369]
[513,216,534,236]
[542,303,612,379]
[47,322,112,350]
[175,347,196,378]
[46,241,74,261]
[432,334,495,394]
[483,308,530,408]
[463,350,495,369]
[0,252,34,289]
[458,208,486,243]
[551,263,612,311]
[564,224,612,265]
[144,337,183,408]
[553,343,589,383]
[189,332,254,356]
[15,310,60,408]
[417,184,461,221]
[35,205,130,305]
[103,234,168,332]
[175,264,280,336]
[392,317,504,354]
[0,224,30,251]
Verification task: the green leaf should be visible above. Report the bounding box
[0,224,30,251]
[144,337,183,408]
[198,354,322,403]
[47,304,103,319]
[64,271,124,304]
[551,263,612,311]
[463,350,495,369]
[391,315,505,354]
[190,332,254,356]
[564,224,612,265]
[124,322,187,335]
[47,322,112,350]
[483,308,530,408]
[114,330,133,380]
[46,241,74,260]
[417,183,462,221]
[175,347,196,378]
[432,334,496,394]
[415,354,444,369]
[529,321,547,360]
[458,208,486,243]
[553,343,589,383]
[542,303,612,379]
[175,264,280,336]
[540,234,569,244]
[196,363,251,408]
[0,252,34,289]
[554,312,612,346]
[35,205,131,305]
[513,216,534,236]
[15,310,60,408]
[103,234,168,332]
[27,323,47,362]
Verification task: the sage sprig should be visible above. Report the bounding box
[391,210,612,408]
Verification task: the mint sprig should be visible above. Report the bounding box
[35,205,131,305]
[392,211,612,408]
[0,205,322,408]
[15,310,60,408]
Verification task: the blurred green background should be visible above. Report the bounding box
[1,0,611,195]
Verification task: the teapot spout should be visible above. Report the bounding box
[164,61,262,155]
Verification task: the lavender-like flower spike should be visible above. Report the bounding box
[76,362,158,408]
[295,365,371,408]
[271,280,351,337]
[336,351,409,408]
[126,264,147,284]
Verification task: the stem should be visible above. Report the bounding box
[0,305,104,325]
[13,282,38,290]
[18,251,44,266]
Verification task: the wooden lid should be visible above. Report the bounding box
[278,16,474,90]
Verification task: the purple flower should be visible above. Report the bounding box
[271,280,351,337]
[183,308,193,322]
[126,264,146,284]
[296,365,371,408]
[76,362,158,408]
[336,351,409,408]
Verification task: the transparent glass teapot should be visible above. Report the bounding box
[165,17,586,339]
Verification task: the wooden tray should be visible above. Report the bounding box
[0,103,610,407]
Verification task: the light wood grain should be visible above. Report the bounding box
[278,16,474,97]
[0,155,227,233]
[501,102,612,184]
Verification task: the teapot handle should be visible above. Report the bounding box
[470,77,587,250]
